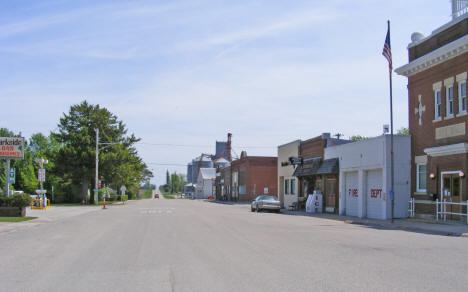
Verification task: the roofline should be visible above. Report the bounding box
[277,139,301,148]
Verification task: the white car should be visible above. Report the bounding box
[251,195,281,213]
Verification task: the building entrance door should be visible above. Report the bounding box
[325,179,337,213]
[442,174,461,220]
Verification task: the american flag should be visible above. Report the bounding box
[382,27,392,72]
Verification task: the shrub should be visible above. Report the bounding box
[10,194,32,208]
[121,195,128,201]
[0,196,10,207]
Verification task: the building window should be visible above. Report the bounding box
[290,179,296,195]
[285,179,289,195]
[416,164,427,193]
[434,90,442,119]
[446,86,454,117]
[459,81,467,113]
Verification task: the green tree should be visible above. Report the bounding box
[397,127,409,135]
[350,135,367,141]
[52,100,149,203]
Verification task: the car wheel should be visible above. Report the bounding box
[251,206,254,212]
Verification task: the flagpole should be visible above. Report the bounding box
[388,20,395,223]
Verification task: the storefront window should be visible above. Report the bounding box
[285,179,289,195]
[291,179,296,195]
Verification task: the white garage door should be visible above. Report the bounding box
[345,171,359,217]
[366,169,383,219]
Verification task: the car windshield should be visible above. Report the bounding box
[262,196,277,201]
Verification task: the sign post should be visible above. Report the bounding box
[9,168,15,184]
[1,137,24,197]
[35,157,48,207]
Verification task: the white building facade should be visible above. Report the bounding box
[277,140,300,208]
[325,135,411,219]
[195,168,216,199]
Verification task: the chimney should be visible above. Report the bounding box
[227,133,232,161]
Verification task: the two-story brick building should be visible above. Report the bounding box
[396,1,468,219]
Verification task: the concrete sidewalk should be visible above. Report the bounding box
[280,209,468,237]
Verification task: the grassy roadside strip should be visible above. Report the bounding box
[163,195,176,199]
[0,217,37,222]
[51,202,114,207]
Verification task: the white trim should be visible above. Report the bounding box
[416,163,427,193]
[395,34,468,77]
[456,72,467,82]
[433,81,442,91]
[434,89,442,120]
[424,143,468,157]
[414,155,427,164]
[446,85,455,117]
[444,77,455,86]
[459,80,467,114]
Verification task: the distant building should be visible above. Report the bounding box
[396,0,468,219]
[195,168,216,199]
[231,151,277,202]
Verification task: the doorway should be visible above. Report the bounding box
[441,173,461,220]
[325,178,337,213]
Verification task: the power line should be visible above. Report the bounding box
[146,163,187,166]
[137,142,275,149]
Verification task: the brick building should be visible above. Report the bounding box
[292,133,350,212]
[230,151,277,202]
[396,1,468,219]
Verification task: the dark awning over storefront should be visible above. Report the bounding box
[293,157,339,177]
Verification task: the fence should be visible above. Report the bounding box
[436,199,468,224]
[408,198,415,218]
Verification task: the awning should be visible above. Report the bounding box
[293,158,339,177]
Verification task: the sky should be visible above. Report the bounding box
[0,0,453,187]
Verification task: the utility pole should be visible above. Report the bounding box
[95,128,99,205]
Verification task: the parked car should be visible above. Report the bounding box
[154,194,159,199]
[251,195,280,213]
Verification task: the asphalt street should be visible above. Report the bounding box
[1,197,467,292]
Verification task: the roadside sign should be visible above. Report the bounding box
[120,185,126,195]
[0,137,25,159]
[38,168,45,182]
[98,180,102,189]
[9,168,15,183]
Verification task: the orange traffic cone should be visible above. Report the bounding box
[102,200,106,209]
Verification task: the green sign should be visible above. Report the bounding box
[9,168,15,184]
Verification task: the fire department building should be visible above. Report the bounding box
[396,10,468,218]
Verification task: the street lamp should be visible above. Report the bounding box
[35,157,48,207]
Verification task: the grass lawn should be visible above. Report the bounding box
[0,217,37,222]
[51,202,114,207]
[163,194,176,199]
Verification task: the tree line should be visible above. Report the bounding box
[159,170,186,194]
[0,101,152,203]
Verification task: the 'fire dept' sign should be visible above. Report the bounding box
[0,137,24,159]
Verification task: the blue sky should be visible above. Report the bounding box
[0,0,452,186]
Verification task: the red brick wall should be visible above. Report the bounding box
[408,53,468,199]
[231,156,278,202]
